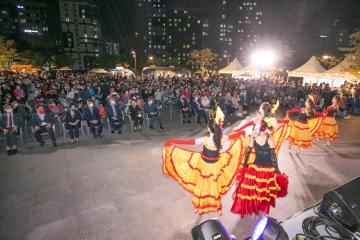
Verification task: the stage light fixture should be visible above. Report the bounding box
[191,219,237,240]
[250,215,289,240]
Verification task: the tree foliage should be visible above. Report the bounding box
[95,53,131,70]
[318,56,342,69]
[188,48,217,73]
[0,37,19,67]
[339,31,360,79]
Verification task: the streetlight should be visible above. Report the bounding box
[131,50,137,73]
[148,56,154,63]
[322,55,330,60]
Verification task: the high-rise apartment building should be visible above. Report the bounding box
[0,0,49,39]
[167,9,202,66]
[135,0,167,63]
[59,0,102,70]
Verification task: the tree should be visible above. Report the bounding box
[54,52,74,68]
[95,53,131,70]
[188,48,217,74]
[318,55,341,69]
[339,31,360,79]
[0,37,19,67]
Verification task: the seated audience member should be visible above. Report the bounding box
[191,95,207,124]
[129,99,144,131]
[106,97,124,134]
[177,95,191,123]
[64,103,82,143]
[32,105,57,147]
[0,104,20,155]
[144,96,164,130]
[83,99,103,138]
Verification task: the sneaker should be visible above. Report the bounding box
[160,126,164,130]
[111,130,115,134]
[150,125,154,129]
[53,142,57,147]
[118,130,122,134]
[75,138,79,142]
[7,150,12,156]
[11,149,18,155]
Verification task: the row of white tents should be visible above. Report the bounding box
[219,55,358,87]
[288,55,357,87]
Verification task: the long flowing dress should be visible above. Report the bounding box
[231,136,283,217]
[162,131,246,214]
[312,106,339,141]
[287,108,322,148]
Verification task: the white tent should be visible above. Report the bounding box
[288,56,326,77]
[219,58,244,75]
[321,55,358,83]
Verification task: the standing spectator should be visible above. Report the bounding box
[144,96,164,130]
[106,97,124,134]
[0,104,19,155]
[32,105,57,147]
[178,95,191,123]
[83,99,103,138]
[64,103,82,143]
[129,99,143,131]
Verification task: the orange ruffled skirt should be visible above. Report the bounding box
[231,164,277,218]
[313,117,338,141]
[288,120,312,148]
[162,137,246,214]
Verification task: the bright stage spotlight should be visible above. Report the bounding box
[251,50,276,67]
[250,215,289,240]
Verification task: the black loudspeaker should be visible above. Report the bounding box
[320,176,360,232]
[191,219,236,240]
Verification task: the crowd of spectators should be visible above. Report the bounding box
[1,70,359,155]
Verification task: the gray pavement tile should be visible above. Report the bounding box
[72,188,113,213]
[0,206,31,240]
[26,215,80,240]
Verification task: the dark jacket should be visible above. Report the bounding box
[31,112,55,127]
[83,106,100,123]
[64,109,82,127]
[106,104,123,119]
[177,98,190,110]
[129,105,143,119]
[0,112,20,130]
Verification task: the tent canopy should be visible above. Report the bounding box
[321,55,358,81]
[89,68,108,74]
[58,66,72,71]
[219,58,244,74]
[288,56,326,77]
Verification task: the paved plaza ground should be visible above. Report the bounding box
[1,114,360,240]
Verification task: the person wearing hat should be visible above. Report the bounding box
[177,94,191,124]
[32,105,57,147]
[0,104,20,155]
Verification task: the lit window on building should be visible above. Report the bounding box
[20,19,26,23]
[222,14,226,19]
[2,10,8,14]
[65,17,70,22]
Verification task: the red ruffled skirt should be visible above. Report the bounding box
[231,164,277,218]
